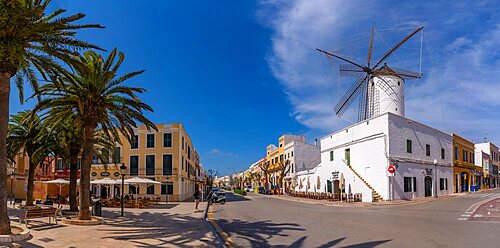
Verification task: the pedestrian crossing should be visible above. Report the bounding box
[460,193,500,199]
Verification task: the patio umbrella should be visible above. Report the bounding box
[91,177,126,198]
[46,178,69,195]
[124,177,161,198]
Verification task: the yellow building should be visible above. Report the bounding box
[452,134,482,192]
[90,123,201,201]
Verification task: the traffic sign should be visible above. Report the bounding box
[387,165,395,174]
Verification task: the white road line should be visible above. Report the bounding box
[473,214,483,217]
[458,218,468,221]
[461,214,471,217]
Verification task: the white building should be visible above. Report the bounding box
[475,143,499,188]
[283,138,321,192]
[295,112,453,202]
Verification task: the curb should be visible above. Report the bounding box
[203,203,227,248]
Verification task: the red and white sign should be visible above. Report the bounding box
[387,165,395,174]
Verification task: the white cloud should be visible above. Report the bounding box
[259,0,500,144]
[208,148,239,158]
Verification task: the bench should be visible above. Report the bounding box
[18,207,58,226]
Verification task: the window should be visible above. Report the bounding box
[161,182,174,195]
[147,184,155,194]
[441,148,445,160]
[463,150,468,162]
[404,177,412,192]
[454,146,459,160]
[78,158,81,170]
[146,155,155,176]
[406,140,412,153]
[181,156,184,171]
[131,135,139,149]
[291,151,294,157]
[182,136,184,150]
[188,146,191,159]
[163,154,173,175]
[147,134,155,148]
[440,178,448,190]
[330,151,334,161]
[113,147,121,163]
[57,159,64,170]
[130,155,139,176]
[426,144,430,156]
[163,133,172,147]
[470,152,474,163]
[280,154,283,162]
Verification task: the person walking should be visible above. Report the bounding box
[194,187,201,211]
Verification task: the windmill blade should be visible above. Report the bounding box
[357,80,368,121]
[372,26,424,69]
[389,67,422,79]
[339,64,364,77]
[367,26,374,68]
[317,48,367,71]
[334,74,368,117]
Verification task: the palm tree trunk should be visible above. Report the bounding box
[69,152,78,211]
[0,71,12,234]
[26,160,36,206]
[79,125,95,220]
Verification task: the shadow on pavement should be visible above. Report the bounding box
[216,218,304,247]
[340,239,392,248]
[224,192,250,202]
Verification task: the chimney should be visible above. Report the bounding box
[314,139,318,146]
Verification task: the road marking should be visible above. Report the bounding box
[208,205,235,248]
[458,218,468,220]
[461,214,471,217]
[473,214,483,218]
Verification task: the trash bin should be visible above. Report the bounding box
[92,200,102,217]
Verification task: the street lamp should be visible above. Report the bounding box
[120,163,127,217]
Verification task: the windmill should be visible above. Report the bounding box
[317,26,424,122]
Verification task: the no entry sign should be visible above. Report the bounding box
[387,165,395,174]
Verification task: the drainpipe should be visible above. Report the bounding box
[434,159,438,198]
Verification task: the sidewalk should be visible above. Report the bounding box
[260,193,458,207]
[8,201,216,247]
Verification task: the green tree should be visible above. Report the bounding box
[7,110,51,206]
[0,0,102,233]
[35,49,156,220]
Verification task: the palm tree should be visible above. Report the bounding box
[7,110,51,206]
[0,0,102,233]
[35,49,156,220]
[47,114,116,212]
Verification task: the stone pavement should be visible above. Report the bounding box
[7,201,216,247]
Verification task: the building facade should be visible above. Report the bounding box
[283,138,321,193]
[84,123,201,201]
[452,134,482,192]
[295,112,453,202]
[475,143,499,188]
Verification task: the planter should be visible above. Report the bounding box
[62,216,104,226]
[0,223,31,243]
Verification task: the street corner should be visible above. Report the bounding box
[468,197,500,222]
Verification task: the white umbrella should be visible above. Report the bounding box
[124,177,160,201]
[91,177,127,198]
[46,178,69,195]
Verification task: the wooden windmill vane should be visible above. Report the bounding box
[317,26,424,122]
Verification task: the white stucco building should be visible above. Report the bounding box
[282,138,321,192]
[295,112,453,202]
[475,143,499,188]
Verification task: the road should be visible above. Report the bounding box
[212,189,500,248]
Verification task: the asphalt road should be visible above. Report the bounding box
[212,189,500,248]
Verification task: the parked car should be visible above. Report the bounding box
[245,185,253,192]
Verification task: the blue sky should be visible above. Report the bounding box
[9,1,500,176]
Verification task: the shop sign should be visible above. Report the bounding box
[101,172,110,177]
[114,172,120,177]
[91,172,97,177]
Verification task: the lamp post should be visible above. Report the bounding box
[120,163,127,217]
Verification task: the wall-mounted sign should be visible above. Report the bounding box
[91,172,97,177]
[332,171,339,180]
[114,172,120,177]
[424,168,433,176]
[101,172,110,177]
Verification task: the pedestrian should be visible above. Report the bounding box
[194,187,201,211]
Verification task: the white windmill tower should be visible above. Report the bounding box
[317,26,424,121]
